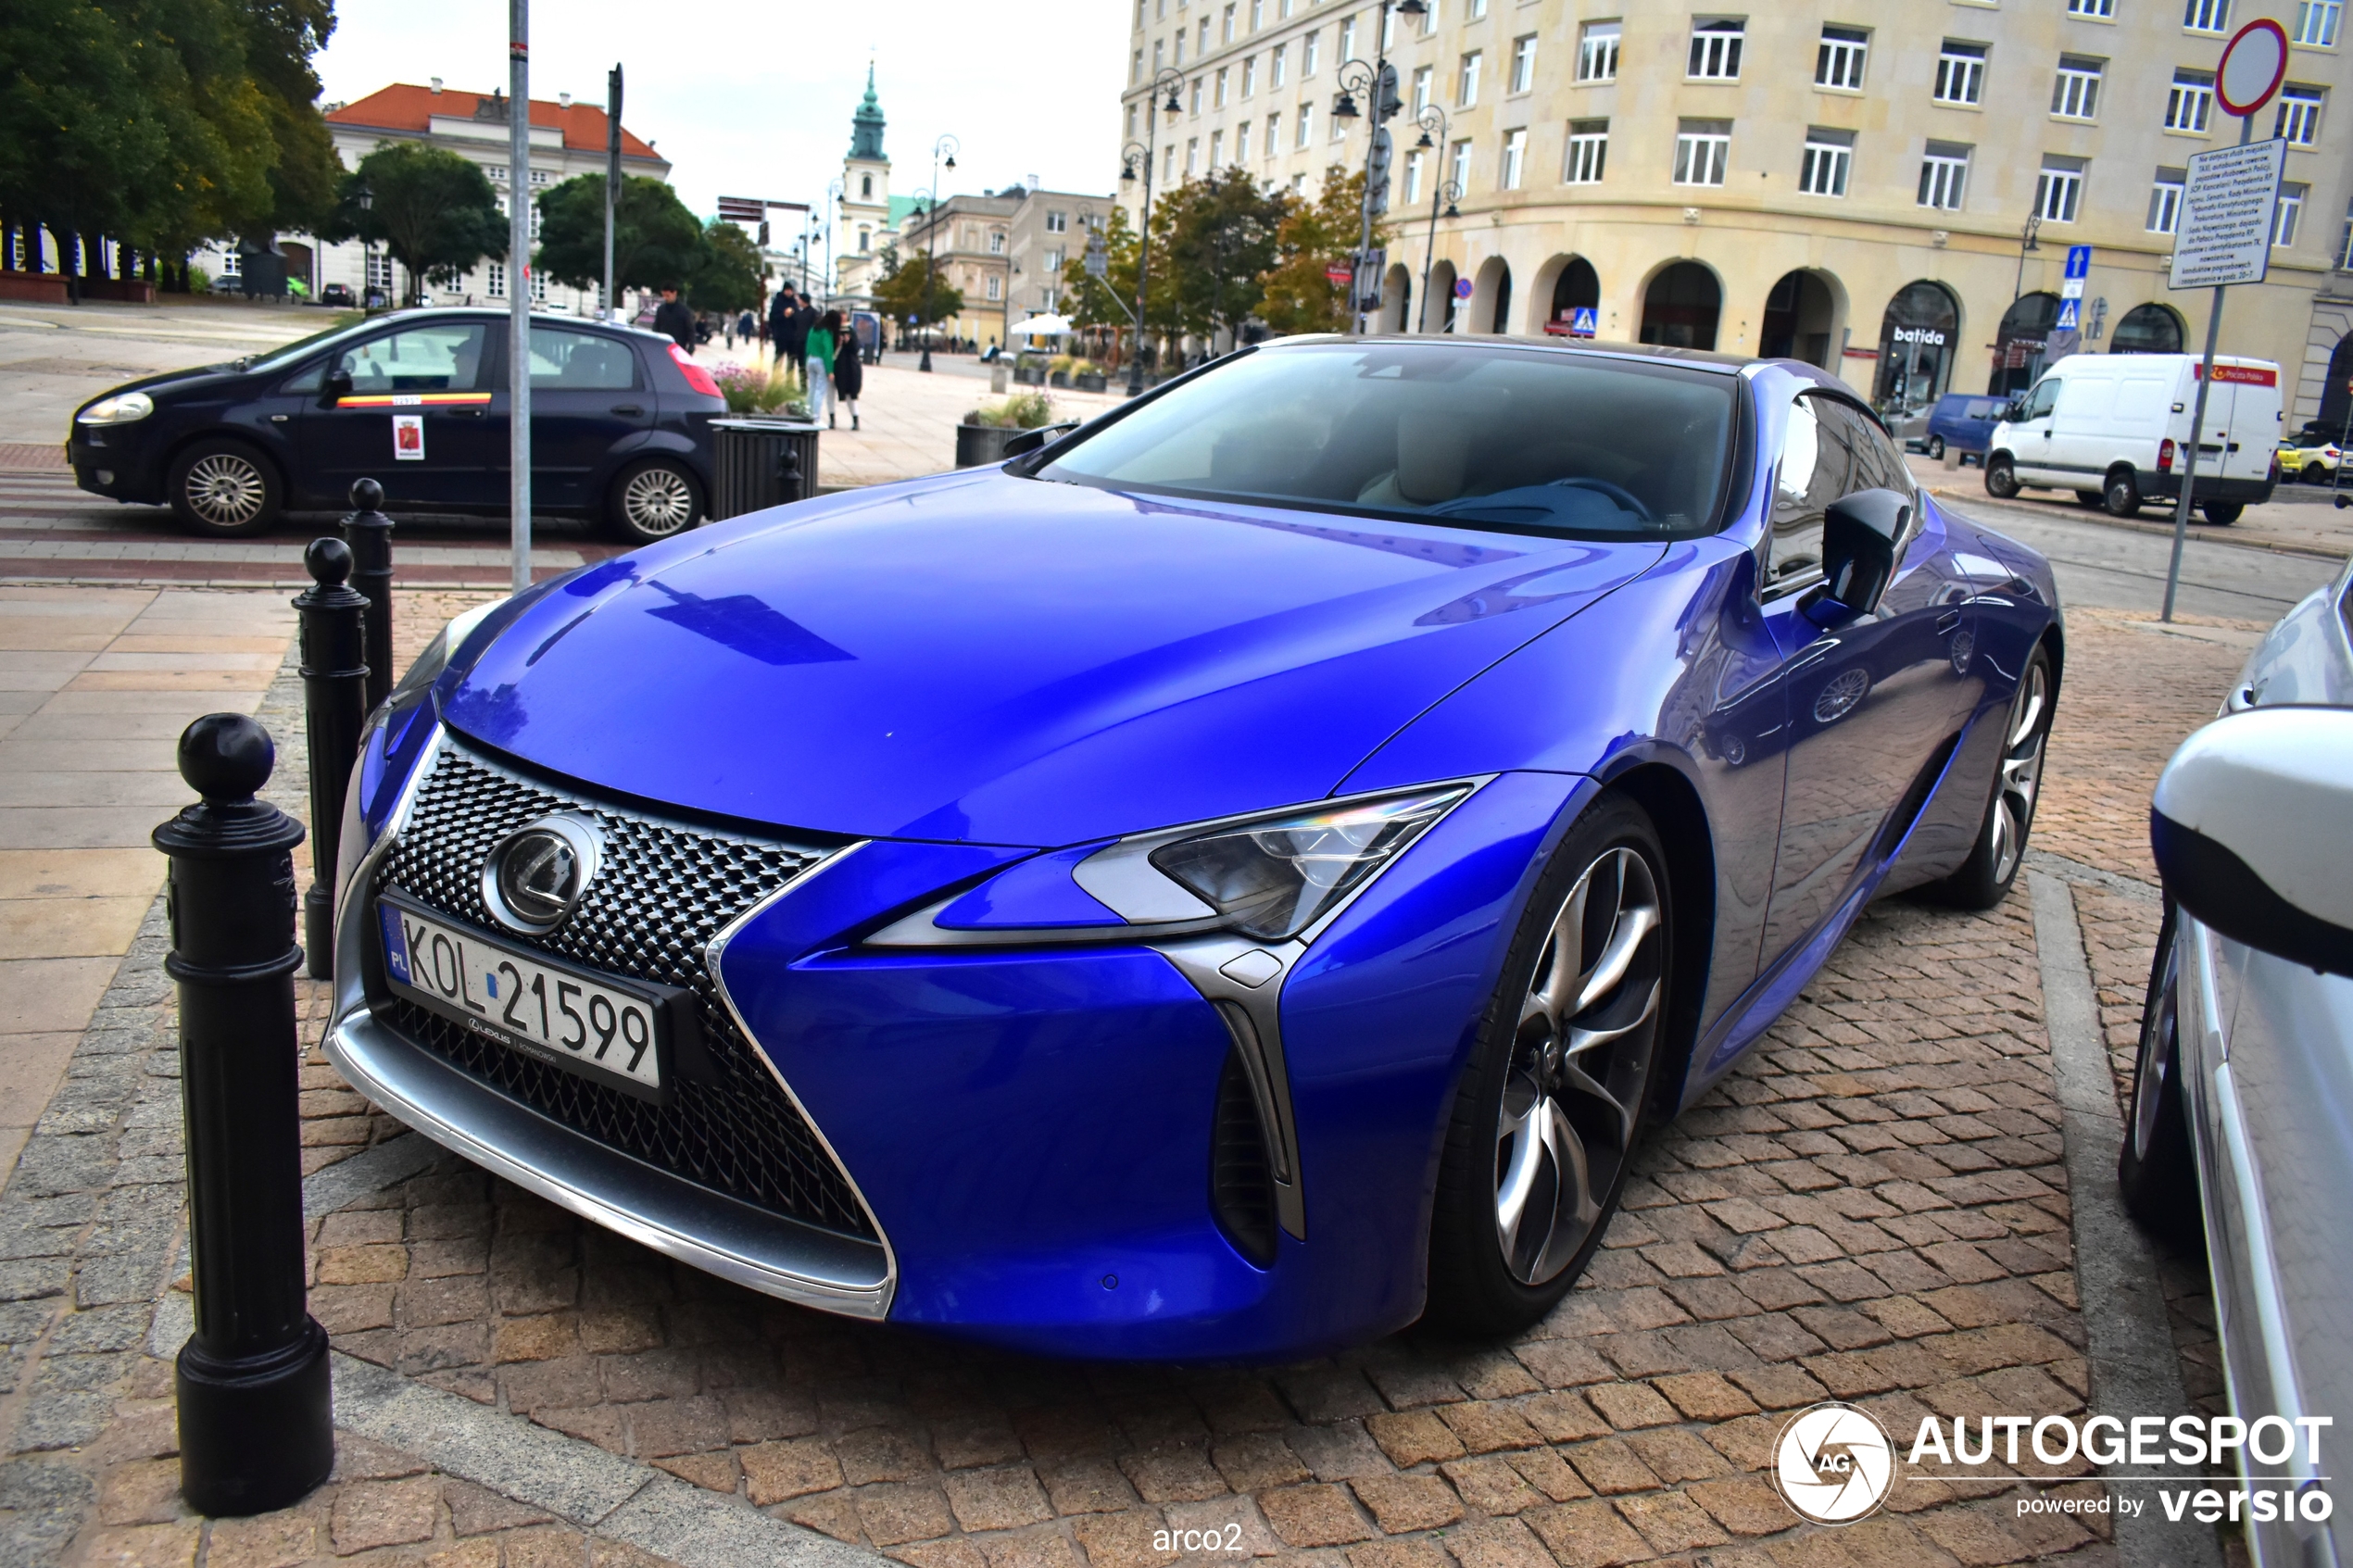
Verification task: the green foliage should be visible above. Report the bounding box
[711,360,807,417]
[1258,167,1386,335]
[325,142,504,304]
[971,390,1057,429]
[688,220,763,313]
[871,248,963,332]
[1057,206,1140,332]
[1153,169,1291,344]
[534,173,705,295]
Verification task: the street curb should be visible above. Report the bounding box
[2024,847,2162,906]
[2027,871,2223,1568]
[1930,484,2349,565]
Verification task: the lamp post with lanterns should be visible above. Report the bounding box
[1119,68,1185,396]
[918,134,959,372]
[1331,0,1425,332]
[1412,103,1454,333]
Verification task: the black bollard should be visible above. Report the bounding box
[342,479,395,712]
[294,538,371,980]
[153,715,334,1515]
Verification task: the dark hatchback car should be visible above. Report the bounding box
[67,307,726,544]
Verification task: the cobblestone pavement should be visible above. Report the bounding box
[0,589,2271,1567]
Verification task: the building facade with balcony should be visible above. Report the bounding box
[1116,0,2353,425]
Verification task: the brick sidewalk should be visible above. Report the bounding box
[0,593,2265,1567]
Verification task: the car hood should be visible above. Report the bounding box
[80,364,251,411]
[442,470,1665,845]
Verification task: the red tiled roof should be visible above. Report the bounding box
[326,83,661,160]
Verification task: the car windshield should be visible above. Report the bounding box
[1034,343,1738,538]
[240,319,375,376]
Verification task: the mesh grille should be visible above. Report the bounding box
[376,741,874,1239]
[1210,1048,1278,1267]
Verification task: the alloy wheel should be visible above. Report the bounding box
[622,467,697,537]
[1986,660,2050,884]
[1494,847,1664,1286]
[183,453,266,529]
[2131,933,2180,1163]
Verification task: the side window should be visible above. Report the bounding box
[1768,393,1854,594]
[281,359,325,395]
[2020,377,2061,421]
[1821,398,1914,498]
[529,327,637,390]
[335,324,488,394]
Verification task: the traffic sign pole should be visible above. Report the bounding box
[2162,17,2287,623]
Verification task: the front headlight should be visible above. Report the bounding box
[77,392,153,425]
[1147,789,1468,941]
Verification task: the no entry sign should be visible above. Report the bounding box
[2216,18,2289,117]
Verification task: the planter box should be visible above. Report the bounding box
[1076,372,1107,393]
[956,421,1025,468]
[81,279,156,304]
[0,271,70,306]
[711,418,821,518]
[1049,370,1070,389]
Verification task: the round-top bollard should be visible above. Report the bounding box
[153,715,334,1515]
[342,479,396,712]
[295,538,371,979]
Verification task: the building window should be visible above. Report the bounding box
[2037,156,2084,220]
[1199,17,1210,51]
[1936,41,1986,104]
[1214,68,1227,107]
[1133,49,1143,82]
[2275,182,2307,246]
[1919,143,1969,208]
[1511,35,1537,93]
[1413,64,1432,111]
[1579,21,1620,82]
[1501,127,1527,188]
[1221,0,1235,37]
[1297,103,1314,145]
[1046,209,1068,233]
[2340,199,2353,268]
[1127,103,1139,137]
[1155,39,1165,70]
[485,261,506,297]
[2051,56,2103,119]
[859,227,872,252]
[1190,77,1202,113]
[2294,0,2341,44]
[1675,119,1731,184]
[1817,27,1867,90]
[1799,129,1852,196]
[2068,0,2114,16]
[2183,0,2230,31]
[1469,0,1487,17]
[1242,56,1256,95]
[366,252,393,291]
[1187,136,1200,173]
[1421,0,1440,33]
[1458,51,1482,106]
[2277,85,2323,143]
[1567,119,1608,182]
[1332,100,1348,140]
[1272,44,1287,85]
[1405,147,1426,203]
[1164,144,1176,181]
[1689,19,1743,81]
[486,165,508,183]
[1236,120,1252,158]
[1251,0,1263,28]
[2165,70,2214,132]
[1340,17,1354,61]
[1303,29,1319,74]
[529,169,550,185]
[530,269,547,302]
[2147,169,2185,231]
[1450,138,1472,192]
[1381,4,1397,47]
[987,273,1001,301]
[1211,129,1225,163]
[1045,247,1064,271]
[1265,112,1279,155]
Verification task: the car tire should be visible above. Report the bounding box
[1984,455,2020,499]
[166,438,282,538]
[2103,470,2142,518]
[608,458,705,545]
[2119,901,2202,1248]
[1930,643,2055,910]
[2303,465,2330,486]
[1927,435,1946,460]
[1423,794,1672,1337]
[2199,501,2242,526]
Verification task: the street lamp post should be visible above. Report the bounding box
[1331,0,1423,333]
[919,134,959,372]
[2012,212,2043,303]
[356,184,375,310]
[1121,69,1185,396]
[1412,103,1450,332]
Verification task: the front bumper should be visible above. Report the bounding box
[67,426,161,502]
[2134,470,2276,507]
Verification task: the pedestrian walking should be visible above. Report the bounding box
[832,312,863,431]
[767,285,799,372]
[652,286,697,353]
[806,309,838,429]
[736,307,756,350]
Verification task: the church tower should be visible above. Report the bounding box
[837,66,892,301]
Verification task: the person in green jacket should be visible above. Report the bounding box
[806,311,838,428]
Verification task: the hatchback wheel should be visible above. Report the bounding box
[2119,901,2201,1247]
[1425,796,1671,1336]
[168,439,281,538]
[1927,435,1945,460]
[2103,470,2142,518]
[1984,455,2020,499]
[609,458,704,544]
[1932,644,2054,909]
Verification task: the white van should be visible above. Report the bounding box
[1985,352,2282,524]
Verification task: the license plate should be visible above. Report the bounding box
[378,889,680,1102]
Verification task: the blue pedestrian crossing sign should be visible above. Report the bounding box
[2064,245,2092,281]
[1570,307,1598,337]
[2054,297,2081,331]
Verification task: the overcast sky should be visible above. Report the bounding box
[316,0,1131,221]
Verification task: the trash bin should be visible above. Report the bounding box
[711,419,821,520]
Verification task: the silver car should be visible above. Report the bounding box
[2122,552,2353,1568]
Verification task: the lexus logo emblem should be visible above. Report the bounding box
[481,813,603,935]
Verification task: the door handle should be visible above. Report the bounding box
[610,404,645,416]
[269,413,288,423]
[453,408,486,419]
[1936,609,1962,634]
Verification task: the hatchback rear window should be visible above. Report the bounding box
[1034,344,1738,539]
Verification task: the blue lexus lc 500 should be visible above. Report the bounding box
[326,337,2061,1361]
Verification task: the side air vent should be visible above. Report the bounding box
[1210,1044,1280,1268]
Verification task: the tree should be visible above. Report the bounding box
[535,172,705,295]
[240,0,343,239]
[1057,206,1140,333]
[1153,170,1291,348]
[325,143,505,304]
[688,220,763,314]
[870,247,963,337]
[1258,168,1387,335]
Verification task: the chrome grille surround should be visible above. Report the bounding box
[373,736,876,1241]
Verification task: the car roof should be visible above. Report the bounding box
[363,306,668,345]
[1260,333,1754,375]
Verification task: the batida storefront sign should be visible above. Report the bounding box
[1889,327,1947,348]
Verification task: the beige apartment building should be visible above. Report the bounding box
[1117,0,2353,424]
[899,183,1119,347]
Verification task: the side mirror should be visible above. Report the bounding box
[1001,420,1082,458]
[2005,400,2026,423]
[322,368,353,404]
[2151,707,2353,979]
[1800,487,1909,629]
